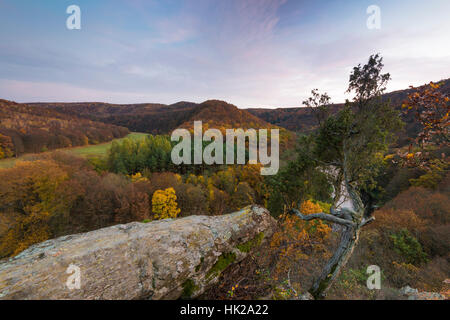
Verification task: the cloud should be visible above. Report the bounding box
[0,0,449,108]
[0,79,169,104]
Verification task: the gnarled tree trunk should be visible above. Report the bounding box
[310,225,361,299]
[291,179,372,299]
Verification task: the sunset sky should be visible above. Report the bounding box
[0,0,449,108]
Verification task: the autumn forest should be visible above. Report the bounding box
[0,52,448,301]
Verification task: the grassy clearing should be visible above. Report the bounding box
[0,132,148,169]
[69,132,148,158]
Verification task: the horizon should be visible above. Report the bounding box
[1,0,449,108]
[19,76,449,110]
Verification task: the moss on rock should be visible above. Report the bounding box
[181,279,199,299]
[206,252,236,279]
[195,257,204,272]
[236,232,264,253]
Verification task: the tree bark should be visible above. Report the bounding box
[291,210,355,228]
[309,224,361,299]
[293,175,367,299]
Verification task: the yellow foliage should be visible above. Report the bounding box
[0,160,70,215]
[300,200,323,214]
[268,200,333,281]
[0,210,51,258]
[299,200,332,237]
[130,172,148,182]
[152,187,181,220]
[0,160,72,258]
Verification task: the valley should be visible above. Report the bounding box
[0,132,148,169]
[0,75,448,301]
[1,0,449,305]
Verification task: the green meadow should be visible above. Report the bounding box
[0,132,148,169]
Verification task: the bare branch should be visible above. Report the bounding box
[330,206,353,220]
[360,216,375,227]
[290,209,356,228]
[287,269,298,299]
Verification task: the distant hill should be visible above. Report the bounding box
[30,79,449,148]
[33,99,284,133]
[248,78,450,146]
[248,104,344,133]
[178,100,277,131]
[0,99,129,158]
[33,99,295,151]
[31,101,196,134]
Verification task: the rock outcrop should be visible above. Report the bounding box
[399,286,447,300]
[0,205,276,300]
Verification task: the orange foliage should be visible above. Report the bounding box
[0,209,51,257]
[371,208,425,234]
[400,81,449,168]
[269,200,332,284]
[300,200,332,237]
[385,186,450,224]
[0,99,128,157]
[0,160,72,257]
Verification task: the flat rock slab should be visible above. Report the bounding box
[0,205,275,300]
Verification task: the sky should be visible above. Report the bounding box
[0,0,449,108]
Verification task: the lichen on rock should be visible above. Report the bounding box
[0,205,276,300]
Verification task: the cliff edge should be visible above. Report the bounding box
[0,205,276,300]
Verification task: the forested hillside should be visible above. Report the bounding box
[33,80,450,149]
[31,101,195,134]
[248,78,450,146]
[33,100,276,134]
[0,99,129,158]
[0,59,448,300]
[34,99,295,151]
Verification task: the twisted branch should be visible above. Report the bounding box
[289,209,356,228]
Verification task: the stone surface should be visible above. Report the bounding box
[400,286,418,295]
[0,205,276,300]
[407,292,446,300]
[298,292,314,300]
[400,286,446,300]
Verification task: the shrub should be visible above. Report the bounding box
[410,160,448,190]
[372,208,424,234]
[417,225,450,257]
[390,229,428,265]
[267,200,334,293]
[386,187,450,224]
